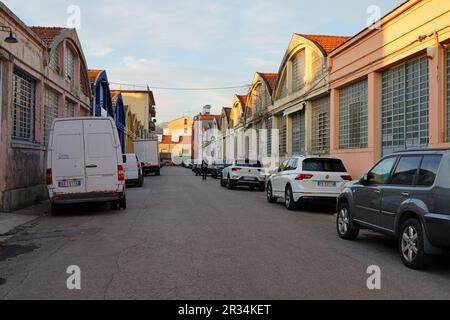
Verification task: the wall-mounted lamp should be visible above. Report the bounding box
[0,26,18,44]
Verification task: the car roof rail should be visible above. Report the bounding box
[393,148,450,153]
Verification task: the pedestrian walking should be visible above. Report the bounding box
[201,160,208,181]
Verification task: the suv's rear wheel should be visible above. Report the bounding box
[337,202,359,240]
[267,183,277,203]
[285,185,297,211]
[399,219,429,270]
[227,176,234,190]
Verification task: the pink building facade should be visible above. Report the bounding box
[329,0,450,179]
[0,3,91,211]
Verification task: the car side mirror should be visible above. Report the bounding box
[360,173,369,185]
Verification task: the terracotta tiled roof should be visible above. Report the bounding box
[29,26,64,46]
[258,73,278,94]
[88,69,103,85]
[237,95,247,107]
[297,34,351,54]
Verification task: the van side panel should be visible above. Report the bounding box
[51,120,86,195]
[83,119,118,193]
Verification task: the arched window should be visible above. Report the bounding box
[292,49,305,92]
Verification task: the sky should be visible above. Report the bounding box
[4,0,402,123]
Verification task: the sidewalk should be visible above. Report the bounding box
[0,201,49,242]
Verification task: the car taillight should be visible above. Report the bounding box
[46,169,53,185]
[232,168,241,172]
[296,173,313,181]
[341,175,353,181]
[118,165,125,181]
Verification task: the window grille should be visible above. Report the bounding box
[266,117,273,156]
[64,46,75,83]
[43,89,58,145]
[292,50,305,92]
[381,56,429,155]
[339,79,368,149]
[49,46,60,73]
[65,100,76,117]
[311,50,325,83]
[279,116,287,156]
[291,110,306,155]
[311,96,330,154]
[12,69,35,142]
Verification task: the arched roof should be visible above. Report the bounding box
[30,26,91,99]
[273,33,350,100]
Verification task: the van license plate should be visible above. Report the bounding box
[58,180,81,188]
[317,181,336,188]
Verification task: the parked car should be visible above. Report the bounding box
[211,160,227,179]
[221,160,266,191]
[123,154,144,187]
[46,117,127,214]
[337,149,450,270]
[267,156,351,210]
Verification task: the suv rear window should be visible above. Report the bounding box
[417,155,442,186]
[236,161,262,168]
[302,158,346,172]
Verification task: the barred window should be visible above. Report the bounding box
[292,50,305,92]
[447,48,450,141]
[49,45,60,73]
[12,69,35,142]
[382,56,429,155]
[64,45,75,83]
[311,50,325,83]
[43,89,59,145]
[256,122,262,158]
[279,115,287,156]
[311,96,330,154]
[266,117,273,156]
[278,73,287,100]
[291,110,306,155]
[65,100,76,117]
[339,79,368,149]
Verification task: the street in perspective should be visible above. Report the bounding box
[1,0,450,303]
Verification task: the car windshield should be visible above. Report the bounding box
[235,160,262,168]
[302,158,347,172]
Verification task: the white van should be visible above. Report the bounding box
[46,117,126,213]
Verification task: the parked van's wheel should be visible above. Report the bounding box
[337,202,359,240]
[51,203,61,215]
[220,177,226,187]
[110,201,119,211]
[399,219,429,270]
[259,183,266,192]
[139,178,144,188]
[120,196,127,210]
[285,185,297,211]
[267,183,277,203]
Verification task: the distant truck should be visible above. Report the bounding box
[133,139,161,176]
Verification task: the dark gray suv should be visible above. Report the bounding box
[337,149,450,269]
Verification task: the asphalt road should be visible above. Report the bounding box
[1,167,450,300]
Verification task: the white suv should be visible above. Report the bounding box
[267,156,352,210]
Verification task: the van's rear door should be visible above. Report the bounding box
[52,120,86,194]
[83,119,118,193]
